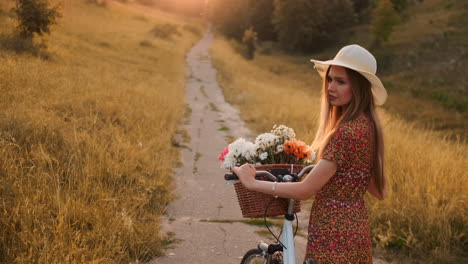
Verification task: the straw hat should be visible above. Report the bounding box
[310,44,387,106]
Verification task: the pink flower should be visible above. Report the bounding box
[218,147,229,162]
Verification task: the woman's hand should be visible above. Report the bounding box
[232,163,256,189]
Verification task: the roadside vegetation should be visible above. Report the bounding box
[209,0,468,140]
[0,0,202,262]
[211,18,467,264]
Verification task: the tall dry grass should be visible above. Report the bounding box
[211,37,467,263]
[0,1,202,263]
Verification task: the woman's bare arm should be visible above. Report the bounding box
[233,159,337,200]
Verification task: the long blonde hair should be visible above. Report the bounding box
[312,66,386,197]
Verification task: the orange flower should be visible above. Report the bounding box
[283,140,312,160]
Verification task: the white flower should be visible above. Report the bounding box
[259,152,268,160]
[305,147,317,162]
[220,138,257,169]
[231,138,257,158]
[255,133,280,150]
[276,145,284,152]
[271,125,296,141]
[221,153,236,169]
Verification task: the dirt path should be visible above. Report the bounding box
[151,27,389,264]
[150,27,297,264]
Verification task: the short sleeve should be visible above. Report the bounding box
[321,124,357,168]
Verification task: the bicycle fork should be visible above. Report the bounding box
[256,199,297,264]
[280,215,296,263]
[280,198,297,263]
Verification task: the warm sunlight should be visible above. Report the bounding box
[151,0,207,15]
[1,0,466,263]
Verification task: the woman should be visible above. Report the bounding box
[233,44,387,264]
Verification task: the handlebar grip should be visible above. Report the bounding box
[224,173,238,181]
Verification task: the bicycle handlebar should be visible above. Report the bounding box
[224,164,315,182]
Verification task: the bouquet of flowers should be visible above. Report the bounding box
[218,125,316,169]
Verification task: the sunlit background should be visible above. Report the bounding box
[0,0,466,263]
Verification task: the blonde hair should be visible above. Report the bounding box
[312,65,386,197]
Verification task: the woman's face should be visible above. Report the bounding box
[326,65,353,107]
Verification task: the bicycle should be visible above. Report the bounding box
[225,164,318,264]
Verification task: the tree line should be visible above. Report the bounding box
[209,0,412,53]
[8,0,408,56]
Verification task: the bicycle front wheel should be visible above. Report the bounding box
[240,248,268,264]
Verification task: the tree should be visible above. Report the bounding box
[350,0,372,21]
[372,0,400,44]
[242,27,258,60]
[209,0,276,41]
[351,0,371,13]
[273,0,355,52]
[13,0,61,38]
[248,0,277,41]
[391,0,408,11]
[209,0,250,39]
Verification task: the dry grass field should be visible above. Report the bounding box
[211,38,467,263]
[0,0,202,263]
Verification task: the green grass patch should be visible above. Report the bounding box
[209,102,219,112]
[200,218,282,228]
[151,23,181,40]
[200,85,208,98]
[179,129,191,143]
[218,126,230,131]
[254,229,275,239]
[225,135,235,143]
[194,152,202,162]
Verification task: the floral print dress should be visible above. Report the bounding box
[305,114,374,264]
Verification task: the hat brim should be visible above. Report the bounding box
[310,59,387,106]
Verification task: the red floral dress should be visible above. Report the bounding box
[305,114,374,264]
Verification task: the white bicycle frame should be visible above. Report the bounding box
[248,165,316,264]
[280,199,298,264]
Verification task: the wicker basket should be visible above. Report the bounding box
[233,164,303,218]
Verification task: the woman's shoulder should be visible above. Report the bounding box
[337,114,372,138]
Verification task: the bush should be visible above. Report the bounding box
[391,0,408,11]
[139,39,154,47]
[151,24,181,40]
[242,27,258,60]
[182,24,202,37]
[372,0,401,44]
[273,0,355,52]
[0,33,50,58]
[13,0,61,38]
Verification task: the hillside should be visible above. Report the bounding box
[314,0,468,139]
[0,1,202,263]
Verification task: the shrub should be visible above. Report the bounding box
[242,27,258,60]
[273,0,355,52]
[209,0,250,40]
[12,0,61,38]
[372,0,401,44]
[182,24,202,37]
[151,24,181,40]
[391,0,408,11]
[139,39,154,47]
